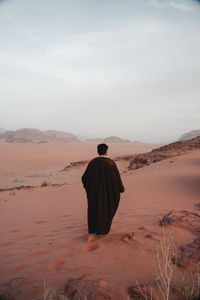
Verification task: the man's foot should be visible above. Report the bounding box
[88,234,98,242]
[97,234,107,240]
[88,234,106,242]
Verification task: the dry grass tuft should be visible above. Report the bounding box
[43,280,68,300]
[41,181,51,187]
[174,262,200,300]
[43,280,88,300]
[136,231,200,300]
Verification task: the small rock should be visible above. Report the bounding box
[145,234,152,239]
[175,238,200,268]
[160,210,200,235]
[64,274,116,299]
[121,232,136,242]
[14,178,24,183]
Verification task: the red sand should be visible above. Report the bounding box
[0,142,200,299]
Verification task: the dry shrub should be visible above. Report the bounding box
[43,280,88,300]
[173,262,200,300]
[155,234,177,300]
[43,280,68,300]
[136,231,200,300]
[41,181,51,187]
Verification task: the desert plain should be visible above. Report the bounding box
[0,141,200,300]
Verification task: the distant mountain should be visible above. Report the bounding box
[0,127,5,133]
[179,130,200,141]
[103,136,131,143]
[86,136,131,143]
[86,138,103,142]
[75,134,93,141]
[0,130,15,140]
[0,128,79,143]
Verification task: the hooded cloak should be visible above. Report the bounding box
[82,156,125,235]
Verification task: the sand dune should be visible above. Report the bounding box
[0,142,200,299]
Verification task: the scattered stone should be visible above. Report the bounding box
[121,232,136,242]
[138,227,146,231]
[63,154,136,172]
[160,210,200,235]
[138,227,157,239]
[145,234,152,239]
[175,238,200,268]
[63,160,89,171]
[64,274,116,299]
[0,277,28,300]
[114,154,136,162]
[0,186,33,193]
[0,183,67,193]
[14,178,24,183]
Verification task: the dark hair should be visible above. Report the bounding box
[97,143,108,155]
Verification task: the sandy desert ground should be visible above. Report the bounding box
[0,141,200,299]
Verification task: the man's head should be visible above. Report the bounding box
[97,143,108,155]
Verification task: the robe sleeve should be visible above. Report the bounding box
[81,161,91,191]
[113,161,125,193]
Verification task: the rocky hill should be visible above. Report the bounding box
[86,136,131,143]
[179,130,200,141]
[128,136,200,170]
[86,138,103,142]
[0,128,79,143]
[103,136,131,143]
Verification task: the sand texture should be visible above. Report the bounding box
[0,141,200,299]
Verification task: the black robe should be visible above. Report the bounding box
[82,156,125,235]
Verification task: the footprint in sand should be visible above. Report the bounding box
[45,233,56,237]
[84,242,99,252]
[138,247,152,256]
[34,220,46,224]
[9,192,16,196]
[20,234,36,240]
[10,229,20,233]
[138,226,160,240]
[29,250,52,256]
[0,198,7,202]
[83,235,104,252]
[0,241,15,247]
[121,232,137,243]
[63,225,73,230]
[49,252,69,271]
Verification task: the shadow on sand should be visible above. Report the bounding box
[174,175,200,197]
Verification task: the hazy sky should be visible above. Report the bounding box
[0,0,200,142]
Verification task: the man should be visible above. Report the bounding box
[82,143,125,239]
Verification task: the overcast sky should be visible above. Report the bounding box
[0,0,200,142]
